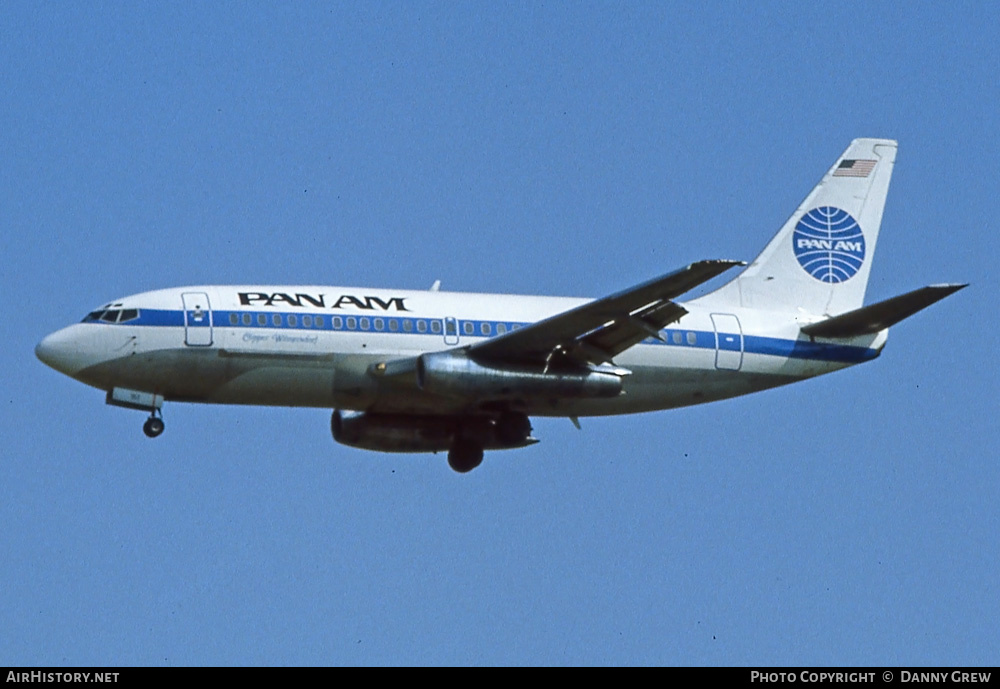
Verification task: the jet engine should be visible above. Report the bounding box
[415,350,623,401]
[331,409,535,454]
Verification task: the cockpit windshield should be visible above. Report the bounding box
[81,308,139,324]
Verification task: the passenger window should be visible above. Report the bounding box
[686,332,697,345]
[389,319,398,332]
[272,314,281,326]
[302,315,312,327]
[242,313,252,326]
[672,331,682,345]
[288,314,297,327]
[374,318,384,331]
[229,313,239,326]
[314,315,324,328]
[431,320,442,334]
[463,321,474,335]
[497,323,507,335]
[258,314,267,326]
[402,320,412,332]
[346,317,357,330]
[360,317,370,331]
[417,320,427,333]
[481,322,491,336]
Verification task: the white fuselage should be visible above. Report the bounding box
[36,284,885,418]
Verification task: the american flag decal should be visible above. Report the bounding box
[833,159,877,178]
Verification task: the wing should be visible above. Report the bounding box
[469,259,743,367]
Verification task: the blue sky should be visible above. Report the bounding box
[3,2,997,666]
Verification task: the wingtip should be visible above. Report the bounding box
[928,283,969,292]
[694,259,746,269]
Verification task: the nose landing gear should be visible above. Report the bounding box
[106,388,166,438]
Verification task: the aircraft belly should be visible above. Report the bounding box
[79,347,339,408]
[208,364,335,407]
[77,347,226,400]
[522,365,799,417]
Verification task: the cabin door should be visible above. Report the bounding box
[182,292,214,346]
[443,317,459,346]
[711,313,743,371]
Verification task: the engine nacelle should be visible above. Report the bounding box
[416,351,623,401]
[332,410,535,454]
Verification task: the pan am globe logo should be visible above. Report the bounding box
[792,206,866,283]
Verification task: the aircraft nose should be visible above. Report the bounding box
[36,327,89,376]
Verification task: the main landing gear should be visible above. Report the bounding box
[445,413,532,473]
[448,439,484,473]
[143,412,165,438]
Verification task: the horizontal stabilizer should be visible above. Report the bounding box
[801,284,967,338]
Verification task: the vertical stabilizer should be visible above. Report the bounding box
[693,139,897,316]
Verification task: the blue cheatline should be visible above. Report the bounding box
[88,308,879,364]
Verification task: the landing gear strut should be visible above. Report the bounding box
[143,412,164,438]
[448,438,484,473]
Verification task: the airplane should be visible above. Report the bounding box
[36,139,965,472]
